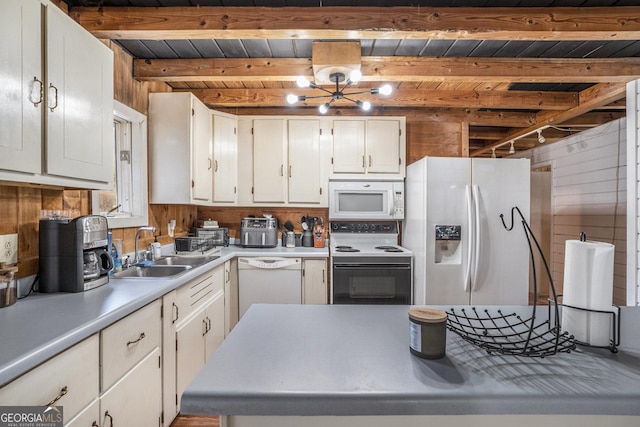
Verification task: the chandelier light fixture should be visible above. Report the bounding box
[286,70,393,114]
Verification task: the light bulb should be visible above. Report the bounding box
[319,103,330,114]
[286,94,299,105]
[508,141,515,154]
[349,69,362,83]
[378,84,392,96]
[296,76,311,88]
[537,129,546,144]
[357,100,371,111]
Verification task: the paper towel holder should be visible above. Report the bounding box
[579,232,587,242]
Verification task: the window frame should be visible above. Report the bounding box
[91,100,149,229]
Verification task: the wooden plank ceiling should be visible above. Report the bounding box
[65,0,640,157]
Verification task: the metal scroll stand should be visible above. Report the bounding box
[446,206,576,357]
[546,232,621,353]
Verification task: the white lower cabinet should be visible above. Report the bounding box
[224,259,239,336]
[65,398,100,427]
[164,265,226,423]
[99,348,162,427]
[303,259,328,305]
[99,299,162,427]
[0,334,99,423]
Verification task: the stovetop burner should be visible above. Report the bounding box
[374,245,403,252]
[335,246,360,252]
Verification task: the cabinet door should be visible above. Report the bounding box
[332,120,365,174]
[303,259,328,304]
[204,292,225,361]
[224,259,239,336]
[45,4,114,183]
[176,310,206,408]
[162,291,178,426]
[288,119,321,204]
[213,113,238,203]
[65,398,100,427]
[100,348,162,427]
[191,98,213,203]
[366,120,401,174]
[0,0,41,174]
[253,119,287,203]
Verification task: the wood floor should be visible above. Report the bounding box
[170,415,220,427]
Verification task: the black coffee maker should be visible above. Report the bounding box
[39,215,113,292]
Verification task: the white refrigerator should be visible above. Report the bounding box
[403,156,531,305]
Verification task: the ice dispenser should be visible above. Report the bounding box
[434,225,461,264]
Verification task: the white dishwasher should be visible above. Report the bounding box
[238,257,302,319]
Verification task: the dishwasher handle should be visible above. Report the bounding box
[238,257,301,270]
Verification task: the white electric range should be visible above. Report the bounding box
[329,221,413,304]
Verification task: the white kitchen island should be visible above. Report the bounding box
[181,304,640,427]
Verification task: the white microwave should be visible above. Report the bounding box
[328,179,405,220]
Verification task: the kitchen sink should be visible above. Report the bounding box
[153,255,219,267]
[112,265,191,279]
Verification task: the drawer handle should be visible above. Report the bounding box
[202,318,208,336]
[30,76,43,107]
[92,422,99,427]
[172,302,179,324]
[45,386,67,407]
[105,410,114,427]
[126,332,145,346]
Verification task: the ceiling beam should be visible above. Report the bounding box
[134,57,640,83]
[182,88,577,110]
[471,82,627,156]
[71,6,640,41]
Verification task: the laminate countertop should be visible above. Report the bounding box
[181,304,640,417]
[0,246,328,387]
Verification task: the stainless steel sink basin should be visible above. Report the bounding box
[153,255,219,267]
[112,265,191,279]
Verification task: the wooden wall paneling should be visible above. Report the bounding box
[406,120,463,163]
[0,186,18,235]
[17,187,41,278]
[111,40,134,106]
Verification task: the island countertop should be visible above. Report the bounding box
[181,304,640,417]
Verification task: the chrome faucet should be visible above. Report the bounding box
[134,226,157,263]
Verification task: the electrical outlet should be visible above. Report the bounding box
[0,234,18,264]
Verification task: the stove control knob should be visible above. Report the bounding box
[332,223,339,231]
[363,224,369,231]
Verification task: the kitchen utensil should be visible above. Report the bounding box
[284,220,294,232]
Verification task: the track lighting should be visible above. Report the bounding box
[508,141,515,154]
[537,129,546,144]
[286,71,393,114]
[491,148,496,158]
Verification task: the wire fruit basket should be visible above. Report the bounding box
[446,206,576,357]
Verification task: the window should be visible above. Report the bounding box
[92,100,149,228]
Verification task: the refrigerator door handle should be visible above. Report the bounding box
[471,185,482,291]
[464,185,473,292]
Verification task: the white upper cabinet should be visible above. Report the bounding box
[288,119,322,204]
[212,112,238,203]
[252,119,288,203]
[366,119,403,174]
[149,92,213,205]
[45,3,114,183]
[331,120,366,174]
[331,118,406,177]
[0,0,42,175]
[0,0,114,188]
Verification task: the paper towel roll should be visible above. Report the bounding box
[561,239,615,347]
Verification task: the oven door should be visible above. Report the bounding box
[332,257,412,304]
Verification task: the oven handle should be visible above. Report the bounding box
[333,264,411,269]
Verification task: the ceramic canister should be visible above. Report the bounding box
[409,307,448,359]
